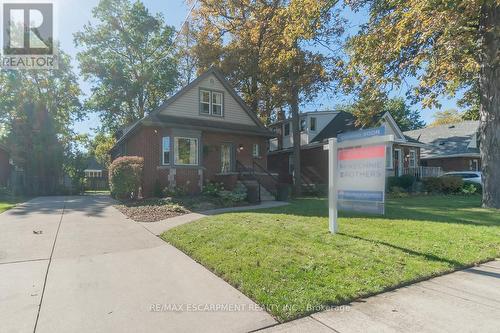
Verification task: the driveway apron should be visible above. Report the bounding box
[0,196,276,333]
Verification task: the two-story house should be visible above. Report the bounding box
[268,110,427,187]
[111,68,275,197]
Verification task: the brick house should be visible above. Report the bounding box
[268,111,426,187]
[0,143,11,187]
[111,68,275,197]
[404,121,481,172]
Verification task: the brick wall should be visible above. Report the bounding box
[120,125,268,197]
[0,149,10,186]
[422,157,481,172]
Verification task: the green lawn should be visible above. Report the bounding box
[161,195,500,321]
[0,197,23,214]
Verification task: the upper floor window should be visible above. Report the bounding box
[200,89,223,116]
[200,90,211,114]
[284,123,290,136]
[310,117,317,131]
[300,119,306,132]
[212,92,223,116]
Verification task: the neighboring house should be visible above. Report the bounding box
[111,68,275,197]
[404,121,481,172]
[84,157,108,191]
[268,111,426,187]
[84,157,106,179]
[0,144,11,187]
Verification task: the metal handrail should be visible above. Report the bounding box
[252,160,279,184]
[236,160,261,202]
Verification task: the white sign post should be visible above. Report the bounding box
[325,128,394,234]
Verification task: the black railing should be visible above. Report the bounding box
[236,160,279,200]
[236,160,261,202]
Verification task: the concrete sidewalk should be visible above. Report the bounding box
[0,196,276,333]
[259,260,500,333]
[139,200,289,235]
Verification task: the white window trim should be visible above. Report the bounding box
[200,90,211,114]
[162,136,171,165]
[284,123,290,136]
[310,117,317,132]
[386,145,393,169]
[174,137,199,166]
[211,91,223,117]
[394,148,403,175]
[409,149,417,168]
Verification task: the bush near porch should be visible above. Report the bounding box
[109,156,144,199]
[162,195,500,322]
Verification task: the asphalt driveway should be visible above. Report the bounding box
[0,196,276,333]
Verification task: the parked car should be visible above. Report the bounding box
[441,171,482,184]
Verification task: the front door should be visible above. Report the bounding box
[221,143,235,173]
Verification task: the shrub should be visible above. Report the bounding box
[218,183,247,206]
[202,181,225,196]
[163,185,188,197]
[108,156,144,199]
[387,176,399,189]
[302,184,327,197]
[398,174,416,190]
[0,186,12,197]
[423,176,463,194]
[389,186,409,198]
[152,180,163,198]
[461,182,482,195]
[440,176,464,194]
[387,175,416,191]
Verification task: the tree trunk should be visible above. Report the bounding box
[479,2,500,208]
[290,68,302,196]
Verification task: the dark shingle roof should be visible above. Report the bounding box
[404,121,479,159]
[152,114,274,137]
[86,157,105,171]
[311,112,358,143]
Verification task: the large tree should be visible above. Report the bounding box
[75,0,179,132]
[345,97,425,131]
[430,109,464,127]
[0,50,82,195]
[190,0,343,194]
[344,0,500,208]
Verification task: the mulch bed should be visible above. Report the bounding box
[114,198,191,222]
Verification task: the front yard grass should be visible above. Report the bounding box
[0,197,24,214]
[161,195,500,321]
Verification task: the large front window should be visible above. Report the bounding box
[174,137,199,165]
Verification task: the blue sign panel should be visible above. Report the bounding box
[338,190,384,202]
[338,201,385,215]
[337,126,385,143]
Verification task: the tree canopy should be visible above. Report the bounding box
[429,109,465,127]
[75,0,179,132]
[343,0,500,207]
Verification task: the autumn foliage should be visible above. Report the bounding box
[109,156,144,199]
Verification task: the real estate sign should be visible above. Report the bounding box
[325,126,393,234]
[337,145,386,215]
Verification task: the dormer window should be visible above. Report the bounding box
[200,89,224,116]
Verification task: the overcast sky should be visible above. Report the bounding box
[53,0,459,136]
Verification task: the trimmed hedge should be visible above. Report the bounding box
[423,176,463,194]
[387,175,416,191]
[109,156,144,199]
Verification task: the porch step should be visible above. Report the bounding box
[237,180,276,201]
